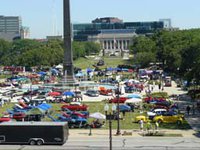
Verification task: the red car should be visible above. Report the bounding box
[99,89,113,96]
[143,97,166,103]
[0,116,11,123]
[109,97,128,103]
[12,112,26,121]
[61,104,88,111]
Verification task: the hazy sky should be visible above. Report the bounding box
[1,0,200,38]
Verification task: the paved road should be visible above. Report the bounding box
[1,136,200,150]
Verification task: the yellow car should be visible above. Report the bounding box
[153,112,184,124]
[134,115,148,123]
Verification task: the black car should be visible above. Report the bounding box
[97,60,104,66]
[86,90,99,97]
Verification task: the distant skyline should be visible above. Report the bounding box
[1,0,200,38]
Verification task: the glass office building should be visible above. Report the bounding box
[73,21,164,41]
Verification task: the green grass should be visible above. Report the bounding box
[0,102,191,130]
[74,57,132,69]
[0,74,11,79]
[0,103,15,117]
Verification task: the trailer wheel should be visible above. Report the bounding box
[29,140,36,145]
[37,139,44,146]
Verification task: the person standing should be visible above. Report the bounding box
[146,121,152,133]
[155,121,159,131]
[139,119,144,131]
[186,105,191,115]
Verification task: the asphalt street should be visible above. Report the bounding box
[1,137,200,150]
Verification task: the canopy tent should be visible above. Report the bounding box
[51,68,59,74]
[126,94,142,99]
[86,68,93,73]
[89,112,106,119]
[107,67,114,71]
[63,91,75,96]
[75,72,85,77]
[125,98,142,104]
[37,103,52,111]
[55,64,63,69]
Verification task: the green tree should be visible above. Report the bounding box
[84,42,101,55]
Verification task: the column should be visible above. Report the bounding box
[106,40,108,50]
[114,40,116,50]
[118,40,120,50]
[127,40,130,49]
[125,40,128,50]
[101,40,104,49]
[121,40,124,50]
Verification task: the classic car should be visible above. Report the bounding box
[153,112,184,124]
[61,104,88,111]
[109,97,129,103]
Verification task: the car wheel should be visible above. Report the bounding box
[37,139,43,146]
[29,140,36,145]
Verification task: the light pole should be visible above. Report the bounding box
[109,112,112,150]
[104,104,113,150]
[104,103,109,116]
[116,82,121,135]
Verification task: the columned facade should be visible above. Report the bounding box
[89,32,137,55]
[102,39,131,51]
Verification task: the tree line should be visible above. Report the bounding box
[1,28,200,84]
[0,39,101,67]
[130,29,200,84]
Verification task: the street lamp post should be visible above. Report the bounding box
[116,82,121,135]
[109,112,112,150]
[104,104,113,150]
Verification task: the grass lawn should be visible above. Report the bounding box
[74,57,133,69]
[44,102,191,130]
[0,102,191,130]
[0,74,11,79]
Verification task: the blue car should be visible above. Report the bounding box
[118,104,131,112]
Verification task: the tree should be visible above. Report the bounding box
[84,42,101,55]
[0,39,11,63]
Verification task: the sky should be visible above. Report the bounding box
[1,0,200,38]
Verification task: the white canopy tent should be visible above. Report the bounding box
[89,112,106,119]
[125,98,142,104]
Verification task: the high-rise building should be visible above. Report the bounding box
[0,15,23,41]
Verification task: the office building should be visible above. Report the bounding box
[73,17,164,53]
[0,15,26,41]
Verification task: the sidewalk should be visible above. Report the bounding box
[69,128,197,138]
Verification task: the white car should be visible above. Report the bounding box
[147,109,167,119]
